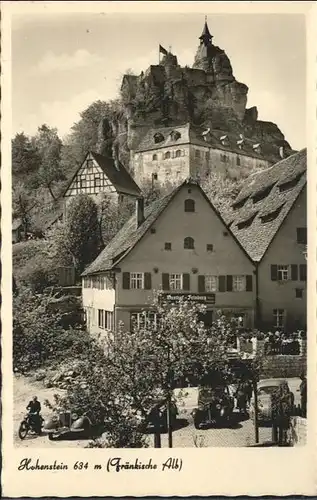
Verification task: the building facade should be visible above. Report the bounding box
[230,149,307,331]
[82,180,256,336]
[132,124,275,187]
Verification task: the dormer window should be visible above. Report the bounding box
[220,135,228,146]
[236,212,258,229]
[278,175,302,192]
[237,134,245,149]
[260,203,285,223]
[164,151,171,160]
[232,197,248,210]
[170,131,181,141]
[202,128,211,142]
[253,143,261,154]
[252,184,274,204]
[154,132,164,144]
[152,154,158,161]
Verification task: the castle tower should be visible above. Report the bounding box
[199,17,213,47]
[193,18,234,83]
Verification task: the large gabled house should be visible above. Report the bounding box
[229,149,307,331]
[63,151,142,216]
[82,179,256,335]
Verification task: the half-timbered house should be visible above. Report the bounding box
[63,151,141,215]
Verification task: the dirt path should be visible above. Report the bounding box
[14,375,90,448]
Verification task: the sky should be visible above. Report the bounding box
[11,8,307,150]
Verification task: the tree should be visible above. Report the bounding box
[201,172,241,221]
[34,124,64,200]
[12,132,41,187]
[59,296,248,448]
[98,194,134,247]
[60,101,113,179]
[62,194,101,273]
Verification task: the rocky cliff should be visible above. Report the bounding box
[97,21,293,169]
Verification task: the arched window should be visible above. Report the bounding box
[184,199,195,212]
[175,149,182,158]
[184,237,195,249]
[164,151,171,160]
[152,154,158,161]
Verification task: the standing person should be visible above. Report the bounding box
[272,382,294,446]
[299,373,307,418]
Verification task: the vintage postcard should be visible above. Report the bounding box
[1,0,317,496]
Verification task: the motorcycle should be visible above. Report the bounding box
[18,413,43,440]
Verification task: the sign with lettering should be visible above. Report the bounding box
[162,293,216,304]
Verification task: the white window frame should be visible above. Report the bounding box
[170,273,183,290]
[105,311,113,331]
[98,309,113,331]
[205,275,218,292]
[131,311,158,330]
[130,272,144,289]
[277,265,289,281]
[273,309,285,328]
[94,176,101,188]
[233,275,246,292]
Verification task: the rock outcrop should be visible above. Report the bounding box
[97,20,293,168]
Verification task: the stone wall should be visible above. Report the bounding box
[260,355,306,379]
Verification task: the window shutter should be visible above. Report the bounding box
[198,275,205,293]
[122,272,130,289]
[226,275,233,292]
[144,272,152,290]
[162,273,170,291]
[246,275,253,292]
[291,265,298,281]
[183,273,190,291]
[271,265,278,281]
[218,275,226,292]
[299,264,307,282]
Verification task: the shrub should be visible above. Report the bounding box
[13,287,92,372]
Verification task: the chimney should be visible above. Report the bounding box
[136,197,145,228]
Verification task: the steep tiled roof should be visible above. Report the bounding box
[82,179,253,276]
[230,149,307,262]
[64,152,141,198]
[135,124,191,152]
[82,189,178,275]
[135,123,294,163]
[90,152,141,197]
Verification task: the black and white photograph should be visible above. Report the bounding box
[1,0,316,496]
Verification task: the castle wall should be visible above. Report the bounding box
[133,145,191,185]
[132,143,271,187]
